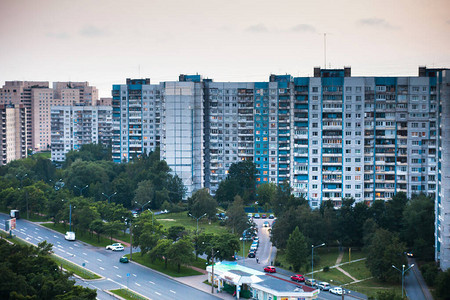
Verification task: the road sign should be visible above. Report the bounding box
[10,218,16,230]
[127,273,130,277]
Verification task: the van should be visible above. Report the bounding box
[10,210,20,219]
[64,231,76,241]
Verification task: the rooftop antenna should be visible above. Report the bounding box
[324,33,327,69]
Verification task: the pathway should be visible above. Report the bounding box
[334,250,359,282]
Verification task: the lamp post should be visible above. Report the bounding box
[203,242,219,294]
[189,213,207,235]
[134,200,151,213]
[74,185,88,196]
[68,203,75,232]
[392,263,414,298]
[311,243,325,282]
[102,192,117,203]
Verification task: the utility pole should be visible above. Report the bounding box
[129,219,133,261]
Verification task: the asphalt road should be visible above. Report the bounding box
[0,213,219,300]
[404,258,433,300]
[236,217,367,300]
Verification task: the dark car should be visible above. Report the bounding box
[269,214,275,219]
[248,251,256,258]
[254,213,260,219]
[264,266,276,273]
[290,274,305,282]
[119,256,129,263]
[261,214,267,218]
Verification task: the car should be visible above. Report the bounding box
[247,213,253,218]
[261,214,267,218]
[263,221,270,227]
[253,236,259,242]
[290,274,305,282]
[269,214,275,219]
[119,256,129,263]
[250,244,258,251]
[106,243,124,250]
[329,287,343,295]
[264,266,276,273]
[64,231,75,241]
[248,251,256,258]
[406,251,414,257]
[318,282,331,291]
[254,213,260,219]
[305,278,317,287]
[113,245,124,251]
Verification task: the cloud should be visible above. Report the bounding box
[358,18,397,29]
[79,25,108,37]
[245,23,268,33]
[46,32,70,39]
[290,24,316,33]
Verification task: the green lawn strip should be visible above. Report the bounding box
[190,257,208,270]
[311,268,354,285]
[51,255,101,280]
[339,259,371,280]
[346,278,402,298]
[110,288,148,300]
[125,253,203,277]
[155,212,228,235]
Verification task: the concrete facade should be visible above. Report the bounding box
[0,104,27,165]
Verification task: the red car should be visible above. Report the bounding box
[290,274,305,282]
[264,266,276,273]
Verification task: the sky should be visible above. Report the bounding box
[1,0,449,97]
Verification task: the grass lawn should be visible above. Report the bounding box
[275,247,341,273]
[190,257,208,270]
[126,253,203,277]
[110,288,148,300]
[346,278,403,298]
[340,259,372,280]
[341,247,366,262]
[155,212,228,235]
[311,268,354,285]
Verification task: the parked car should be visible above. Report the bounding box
[253,236,259,242]
[261,214,267,218]
[318,282,331,291]
[248,251,256,258]
[106,243,124,251]
[263,221,270,227]
[254,213,260,219]
[250,244,258,251]
[329,287,343,295]
[305,278,317,287]
[64,231,75,241]
[264,266,276,273]
[119,256,129,263]
[290,274,305,282]
[269,214,275,219]
[247,213,253,219]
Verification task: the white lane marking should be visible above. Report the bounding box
[149,281,155,284]
[99,267,105,270]
[26,237,31,240]
[35,228,39,231]
[20,229,25,232]
[155,292,161,296]
[74,243,79,247]
[135,283,141,287]
[170,290,176,294]
[97,259,102,262]
[132,274,136,277]
[59,249,66,253]
[57,241,61,244]
[37,236,42,239]
[113,266,119,269]
[66,252,73,256]
[57,245,63,248]
[27,234,33,238]
[84,260,89,263]
[83,253,87,256]
[53,235,58,238]
[117,275,122,278]
[69,247,73,250]
[107,278,126,289]
[45,236,49,239]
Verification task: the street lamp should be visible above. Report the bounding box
[392,263,414,298]
[189,213,207,235]
[102,192,117,203]
[134,200,151,212]
[74,185,88,196]
[311,243,325,282]
[203,242,219,294]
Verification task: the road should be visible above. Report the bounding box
[0,213,219,300]
[404,258,433,300]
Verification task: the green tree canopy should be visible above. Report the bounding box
[286,226,309,272]
[189,188,217,219]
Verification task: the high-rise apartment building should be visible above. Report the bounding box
[0,104,27,165]
[112,67,449,269]
[0,81,99,152]
[50,105,112,161]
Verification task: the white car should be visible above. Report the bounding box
[64,231,75,241]
[329,287,343,295]
[106,243,124,251]
[318,282,331,291]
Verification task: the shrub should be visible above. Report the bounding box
[420,262,439,287]
[323,266,330,272]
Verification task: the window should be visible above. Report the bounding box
[312,87,319,92]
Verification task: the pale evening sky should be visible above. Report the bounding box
[1,0,449,97]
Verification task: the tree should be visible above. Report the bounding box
[103,221,123,243]
[385,192,408,233]
[401,193,434,260]
[133,180,154,208]
[139,232,160,255]
[189,188,217,219]
[215,178,240,207]
[435,269,450,300]
[365,228,407,282]
[212,233,240,261]
[256,183,277,208]
[226,195,248,234]
[227,160,257,203]
[89,219,105,242]
[150,239,172,268]
[167,175,186,203]
[167,238,195,273]
[167,226,188,241]
[286,226,308,272]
